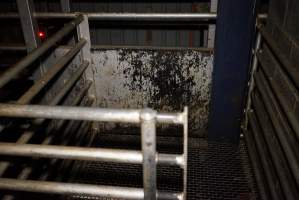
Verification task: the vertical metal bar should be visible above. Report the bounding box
[16,0,40,52]
[209,0,256,142]
[140,109,157,200]
[16,0,50,102]
[207,0,217,48]
[76,14,97,131]
[60,0,75,45]
[60,0,71,12]
[182,107,188,200]
[243,32,261,130]
[76,15,96,99]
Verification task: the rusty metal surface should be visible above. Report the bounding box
[91,49,213,136]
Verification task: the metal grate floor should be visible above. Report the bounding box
[66,138,259,200]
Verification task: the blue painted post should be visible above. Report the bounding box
[209,0,256,143]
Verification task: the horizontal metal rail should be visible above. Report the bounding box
[0,44,214,52]
[257,25,299,88]
[248,112,284,200]
[0,178,182,200]
[0,15,83,89]
[257,45,299,140]
[50,61,90,106]
[0,12,217,22]
[0,45,26,51]
[255,71,299,187]
[0,104,184,124]
[0,81,91,177]
[243,130,270,200]
[0,142,183,167]
[252,92,299,199]
[3,92,94,187]
[18,39,86,104]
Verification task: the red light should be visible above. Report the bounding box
[38,31,45,38]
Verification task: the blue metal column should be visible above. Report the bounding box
[209,0,256,143]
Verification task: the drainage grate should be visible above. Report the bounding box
[66,137,259,200]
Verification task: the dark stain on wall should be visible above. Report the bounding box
[92,49,213,136]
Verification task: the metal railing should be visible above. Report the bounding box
[0,9,188,200]
[0,12,217,22]
[242,20,299,200]
[0,15,84,89]
[0,104,188,200]
[0,11,96,200]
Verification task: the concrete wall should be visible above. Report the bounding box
[91,49,213,136]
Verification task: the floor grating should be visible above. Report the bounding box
[67,138,259,200]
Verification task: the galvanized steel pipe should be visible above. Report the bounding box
[0,142,183,166]
[0,178,182,200]
[0,104,184,124]
[0,12,217,21]
[0,15,83,89]
[17,39,86,104]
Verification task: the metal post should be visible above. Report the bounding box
[16,0,50,102]
[140,109,157,200]
[16,0,40,52]
[76,15,97,101]
[243,32,262,130]
[209,0,256,143]
[207,0,218,48]
[182,107,188,200]
[60,0,70,12]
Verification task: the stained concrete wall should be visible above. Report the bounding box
[90,49,213,136]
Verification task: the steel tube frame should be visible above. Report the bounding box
[50,61,89,106]
[1,83,92,185]
[0,64,89,177]
[257,25,299,88]
[0,105,187,199]
[0,45,26,51]
[0,178,182,200]
[255,71,299,187]
[248,112,283,200]
[0,104,184,124]
[243,31,261,130]
[252,93,299,199]
[16,0,40,52]
[0,8,188,199]
[0,44,213,52]
[0,142,182,166]
[243,130,270,200]
[0,15,83,89]
[257,45,299,140]
[182,107,188,200]
[141,109,157,200]
[0,12,217,21]
[17,39,86,104]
